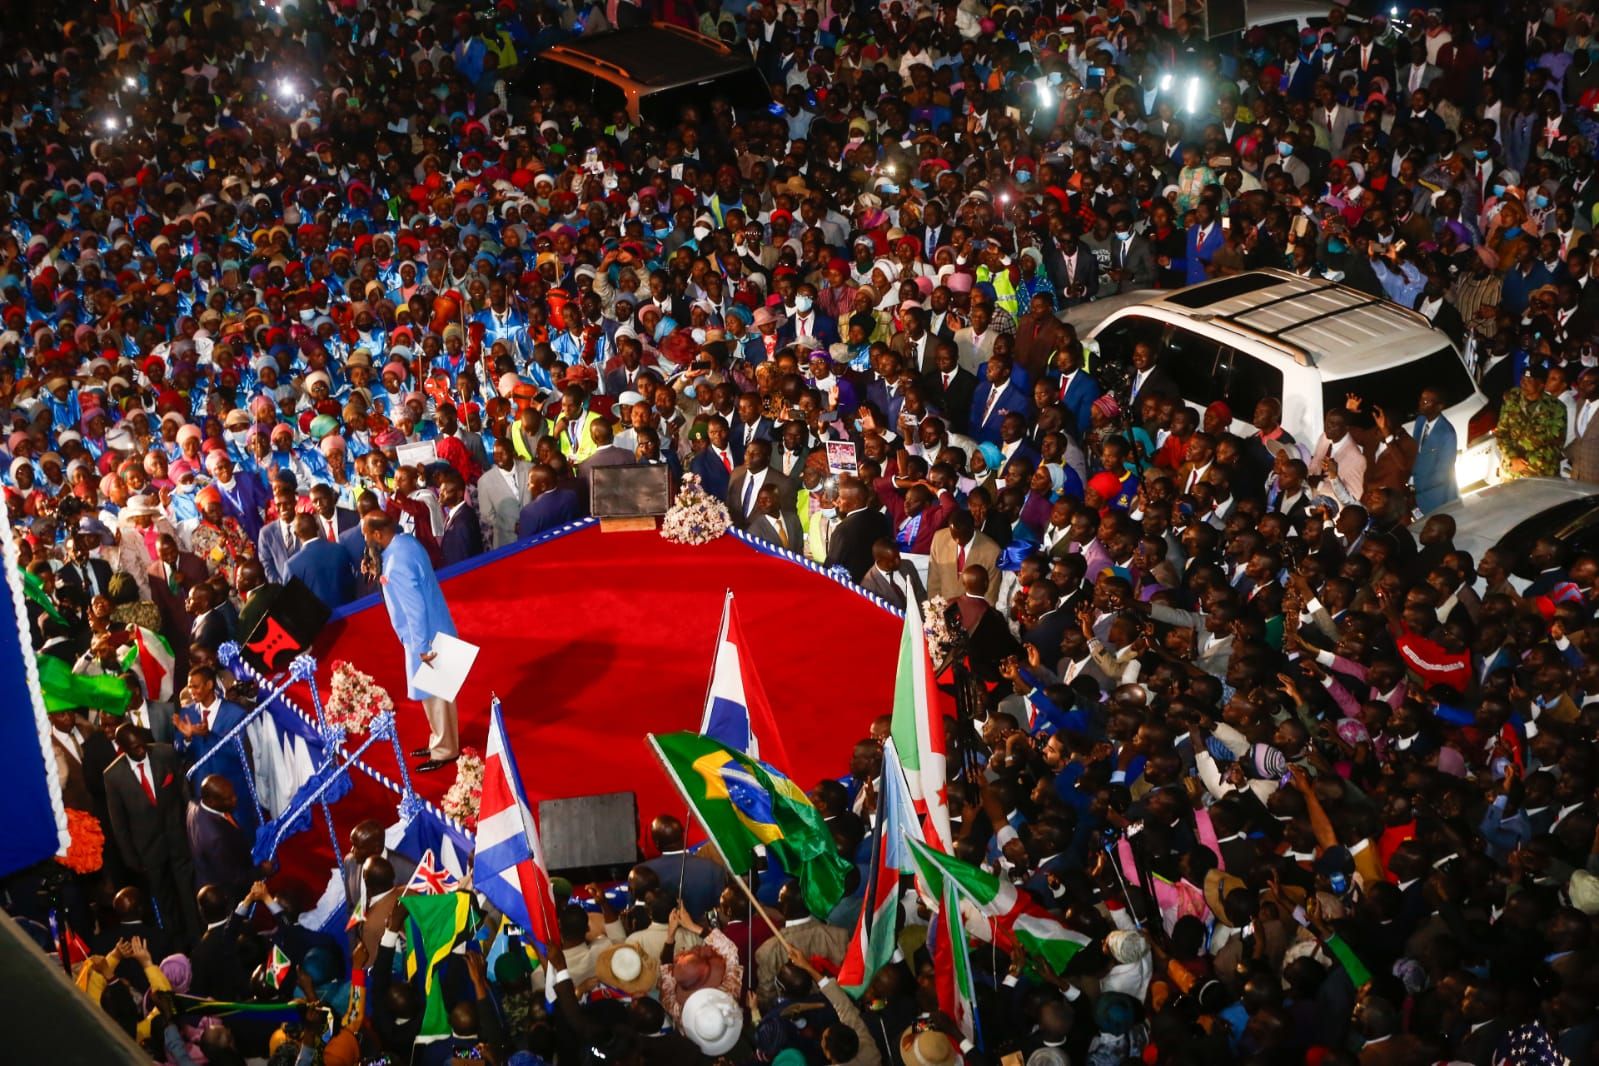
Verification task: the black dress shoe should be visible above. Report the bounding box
[409,748,431,759]
[416,757,457,773]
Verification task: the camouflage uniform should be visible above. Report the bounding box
[1497,388,1567,478]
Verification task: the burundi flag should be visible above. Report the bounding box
[838,738,922,994]
[263,945,291,989]
[889,596,951,850]
[120,626,175,702]
[648,730,852,918]
[404,891,479,1040]
[931,876,979,1047]
[906,837,1089,976]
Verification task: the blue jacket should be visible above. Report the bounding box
[1057,370,1102,439]
[516,489,579,540]
[286,537,357,610]
[1411,415,1459,514]
[1186,222,1226,285]
[176,699,258,833]
[968,377,1033,444]
[689,448,733,499]
[379,533,457,700]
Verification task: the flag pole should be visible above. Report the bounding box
[728,867,793,954]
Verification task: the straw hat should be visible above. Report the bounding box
[900,1027,959,1066]
[593,942,658,996]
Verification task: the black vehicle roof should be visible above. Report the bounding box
[546,27,753,89]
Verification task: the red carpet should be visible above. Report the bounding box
[271,524,901,898]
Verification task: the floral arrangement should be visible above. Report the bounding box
[57,808,105,874]
[660,472,732,546]
[923,596,960,662]
[324,660,394,735]
[441,747,485,827]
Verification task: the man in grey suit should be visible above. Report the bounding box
[1104,216,1156,294]
[744,485,804,552]
[1567,368,1599,482]
[256,479,302,584]
[340,819,416,909]
[859,539,927,610]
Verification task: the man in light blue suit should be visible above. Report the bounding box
[174,665,260,835]
[365,512,459,772]
[1411,387,1458,514]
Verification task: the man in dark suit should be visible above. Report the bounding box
[1020,581,1072,658]
[191,881,262,1001]
[969,352,1033,445]
[104,722,200,946]
[148,533,208,642]
[728,394,775,466]
[186,774,255,900]
[517,463,581,539]
[287,513,358,609]
[859,539,927,610]
[745,485,805,551]
[949,565,1021,682]
[1125,341,1179,410]
[922,342,978,435]
[1042,229,1099,307]
[825,479,893,582]
[310,483,361,540]
[640,815,727,921]
[776,284,839,347]
[56,531,114,599]
[88,886,172,990]
[688,416,737,500]
[726,440,795,530]
[436,472,484,566]
[187,583,235,653]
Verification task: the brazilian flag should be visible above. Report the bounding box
[648,731,852,918]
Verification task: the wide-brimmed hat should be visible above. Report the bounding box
[1204,868,1247,926]
[680,988,741,1055]
[594,942,658,996]
[900,1027,959,1066]
[670,945,728,995]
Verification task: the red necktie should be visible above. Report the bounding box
[957,544,967,571]
[223,811,238,828]
[721,450,733,472]
[137,762,157,806]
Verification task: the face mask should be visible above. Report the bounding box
[683,384,698,399]
[693,225,711,241]
[1116,230,1133,241]
[794,294,814,312]
[1504,225,1522,238]
[1015,170,1032,184]
[652,225,672,239]
[1082,109,1097,119]
[1473,149,1490,160]
[188,160,207,176]
[653,319,671,341]
[691,328,707,344]
[1277,142,1294,156]
[1321,41,1335,54]
[1328,238,1347,255]
[1534,193,1550,208]
[1120,139,1137,152]
[852,418,865,432]
[1048,71,1063,85]
[818,506,836,519]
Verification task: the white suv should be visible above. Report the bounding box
[1084,270,1497,491]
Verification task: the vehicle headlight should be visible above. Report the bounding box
[1455,440,1499,491]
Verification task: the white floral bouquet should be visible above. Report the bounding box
[660,472,732,546]
[324,660,393,735]
[441,747,485,827]
[923,596,960,661]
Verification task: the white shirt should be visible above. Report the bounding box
[738,467,769,516]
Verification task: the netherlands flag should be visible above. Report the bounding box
[474,698,559,949]
[698,589,791,770]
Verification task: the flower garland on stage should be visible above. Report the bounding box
[323,661,393,735]
[660,473,732,546]
[441,747,484,827]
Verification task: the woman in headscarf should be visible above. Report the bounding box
[434,435,482,491]
[190,485,254,581]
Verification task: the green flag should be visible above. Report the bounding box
[36,654,130,714]
[648,730,852,918]
[403,892,479,1041]
[21,569,64,624]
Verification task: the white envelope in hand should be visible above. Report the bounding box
[411,633,480,702]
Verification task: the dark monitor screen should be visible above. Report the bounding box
[591,464,672,517]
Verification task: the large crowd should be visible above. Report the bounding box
[6,0,1599,1063]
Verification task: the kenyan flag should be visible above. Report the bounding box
[120,626,175,702]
